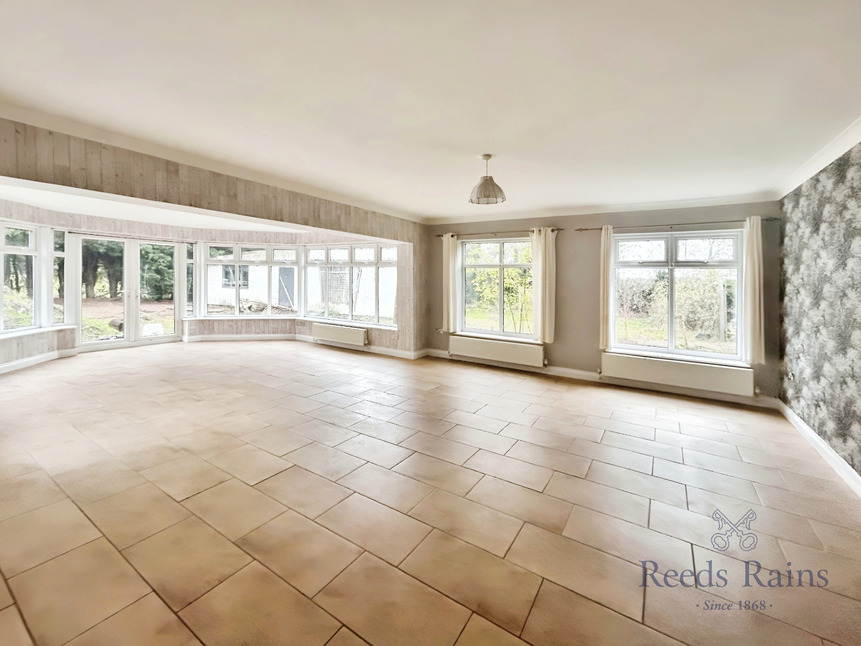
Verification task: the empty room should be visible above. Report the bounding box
[0,1,860,645]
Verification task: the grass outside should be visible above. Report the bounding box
[615,316,736,355]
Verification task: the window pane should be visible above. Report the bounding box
[81,240,124,342]
[239,265,267,315]
[139,243,175,337]
[503,267,533,335]
[241,247,266,262]
[270,266,296,315]
[306,266,326,316]
[677,237,735,262]
[186,243,194,260]
[353,247,375,263]
[273,248,297,263]
[617,239,665,262]
[464,268,500,331]
[3,254,35,329]
[54,231,65,253]
[4,228,30,248]
[380,246,398,263]
[186,262,194,315]
[209,245,234,260]
[207,264,236,315]
[464,242,499,265]
[352,266,376,322]
[503,241,532,264]
[53,257,65,324]
[674,268,738,355]
[327,266,350,319]
[614,268,668,348]
[307,248,326,264]
[379,266,397,326]
[329,247,349,264]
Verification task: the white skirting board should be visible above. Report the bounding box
[601,352,754,397]
[776,400,861,500]
[0,348,77,376]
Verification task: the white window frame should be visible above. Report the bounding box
[611,229,744,362]
[203,244,299,317]
[303,244,398,327]
[459,238,534,339]
[1,221,40,333]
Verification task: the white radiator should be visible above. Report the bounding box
[449,335,545,368]
[312,322,368,347]
[601,352,754,397]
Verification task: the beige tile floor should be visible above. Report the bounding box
[0,341,860,645]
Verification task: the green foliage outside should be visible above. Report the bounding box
[615,267,737,354]
[464,241,534,335]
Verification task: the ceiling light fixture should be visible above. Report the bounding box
[469,153,506,205]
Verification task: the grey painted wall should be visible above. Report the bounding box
[781,142,861,473]
[424,202,783,397]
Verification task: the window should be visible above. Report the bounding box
[185,243,195,316]
[52,231,66,324]
[1,224,37,332]
[611,231,742,360]
[461,239,533,337]
[205,244,298,316]
[304,244,398,326]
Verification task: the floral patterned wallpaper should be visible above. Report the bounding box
[781,142,861,474]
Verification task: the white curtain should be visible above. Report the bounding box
[441,233,458,333]
[744,216,765,365]
[531,227,557,343]
[598,225,613,350]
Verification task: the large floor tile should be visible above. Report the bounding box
[394,453,483,496]
[206,445,291,484]
[544,471,650,526]
[66,593,201,646]
[0,499,100,577]
[181,562,340,646]
[505,524,644,620]
[455,614,528,645]
[81,482,190,549]
[337,463,433,512]
[315,553,471,646]
[255,466,351,518]
[10,538,150,646]
[467,475,573,533]
[0,471,67,522]
[237,510,362,596]
[318,494,431,564]
[337,434,414,468]
[140,454,231,501]
[0,606,34,646]
[122,516,252,610]
[183,478,285,540]
[522,580,683,646]
[587,461,687,508]
[463,450,553,491]
[401,530,541,633]
[410,490,523,557]
[285,442,366,481]
[400,432,478,465]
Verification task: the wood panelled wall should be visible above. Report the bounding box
[0,118,428,351]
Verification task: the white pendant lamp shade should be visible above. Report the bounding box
[469,154,506,204]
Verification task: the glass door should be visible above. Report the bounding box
[139,242,177,338]
[79,237,180,345]
[81,238,126,344]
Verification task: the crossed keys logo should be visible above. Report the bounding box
[710,509,758,551]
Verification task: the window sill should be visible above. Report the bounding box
[0,325,76,340]
[453,331,542,345]
[608,347,749,368]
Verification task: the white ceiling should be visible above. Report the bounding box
[1,1,861,224]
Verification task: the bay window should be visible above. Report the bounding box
[611,231,743,360]
[205,244,298,316]
[1,224,37,331]
[304,244,398,326]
